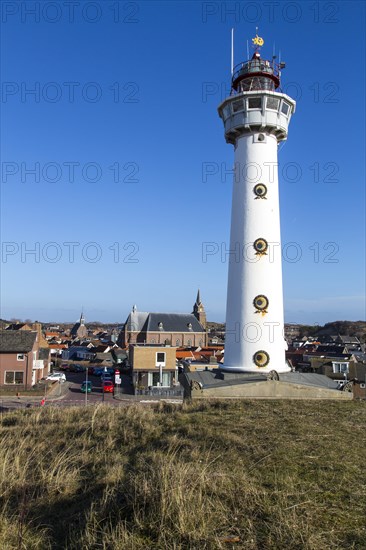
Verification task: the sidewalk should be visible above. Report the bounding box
[0,381,70,410]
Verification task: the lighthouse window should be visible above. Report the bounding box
[232,99,244,113]
[266,97,279,111]
[248,97,262,109]
[281,102,290,116]
[223,105,231,119]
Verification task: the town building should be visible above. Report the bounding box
[192,289,207,329]
[0,330,50,388]
[70,312,88,339]
[118,295,207,348]
[130,344,179,394]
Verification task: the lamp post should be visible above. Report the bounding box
[85,367,88,406]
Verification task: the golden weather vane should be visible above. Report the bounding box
[252,27,264,48]
[252,34,264,47]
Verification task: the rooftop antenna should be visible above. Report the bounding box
[231,28,234,75]
[246,39,249,60]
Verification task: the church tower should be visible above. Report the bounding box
[192,289,207,330]
[71,310,88,340]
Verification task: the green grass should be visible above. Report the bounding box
[0,400,365,549]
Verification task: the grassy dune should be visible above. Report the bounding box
[0,400,365,549]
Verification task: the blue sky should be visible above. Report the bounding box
[1,0,365,325]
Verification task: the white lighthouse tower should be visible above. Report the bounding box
[218,34,296,374]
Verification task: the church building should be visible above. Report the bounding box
[70,312,88,340]
[118,292,208,348]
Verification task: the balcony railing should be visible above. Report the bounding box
[231,58,281,93]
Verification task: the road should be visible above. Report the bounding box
[0,370,134,410]
[54,370,133,405]
[1,371,183,411]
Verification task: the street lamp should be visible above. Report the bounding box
[85,366,88,406]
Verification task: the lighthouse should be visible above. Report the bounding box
[218,35,296,373]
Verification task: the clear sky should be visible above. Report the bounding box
[1,0,365,325]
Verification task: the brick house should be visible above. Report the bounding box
[119,306,207,349]
[0,330,49,389]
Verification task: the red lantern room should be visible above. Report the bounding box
[231,50,285,93]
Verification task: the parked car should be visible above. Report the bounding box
[92,368,104,376]
[59,364,70,371]
[103,367,115,375]
[102,380,114,393]
[93,367,114,376]
[46,372,66,383]
[81,381,92,393]
[69,364,85,373]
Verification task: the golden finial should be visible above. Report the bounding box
[252,27,264,47]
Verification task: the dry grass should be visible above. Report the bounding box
[0,400,365,549]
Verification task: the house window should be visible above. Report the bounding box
[332,362,349,374]
[248,97,262,109]
[5,371,24,384]
[150,339,156,344]
[176,339,181,346]
[187,339,192,347]
[156,352,166,364]
[148,372,171,387]
[17,354,25,361]
[360,383,365,389]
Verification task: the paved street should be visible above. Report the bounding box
[0,370,134,410]
[0,371,183,411]
[51,370,134,405]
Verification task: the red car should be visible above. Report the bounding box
[102,380,114,393]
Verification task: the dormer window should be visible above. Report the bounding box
[158,322,163,331]
[187,323,193,331]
